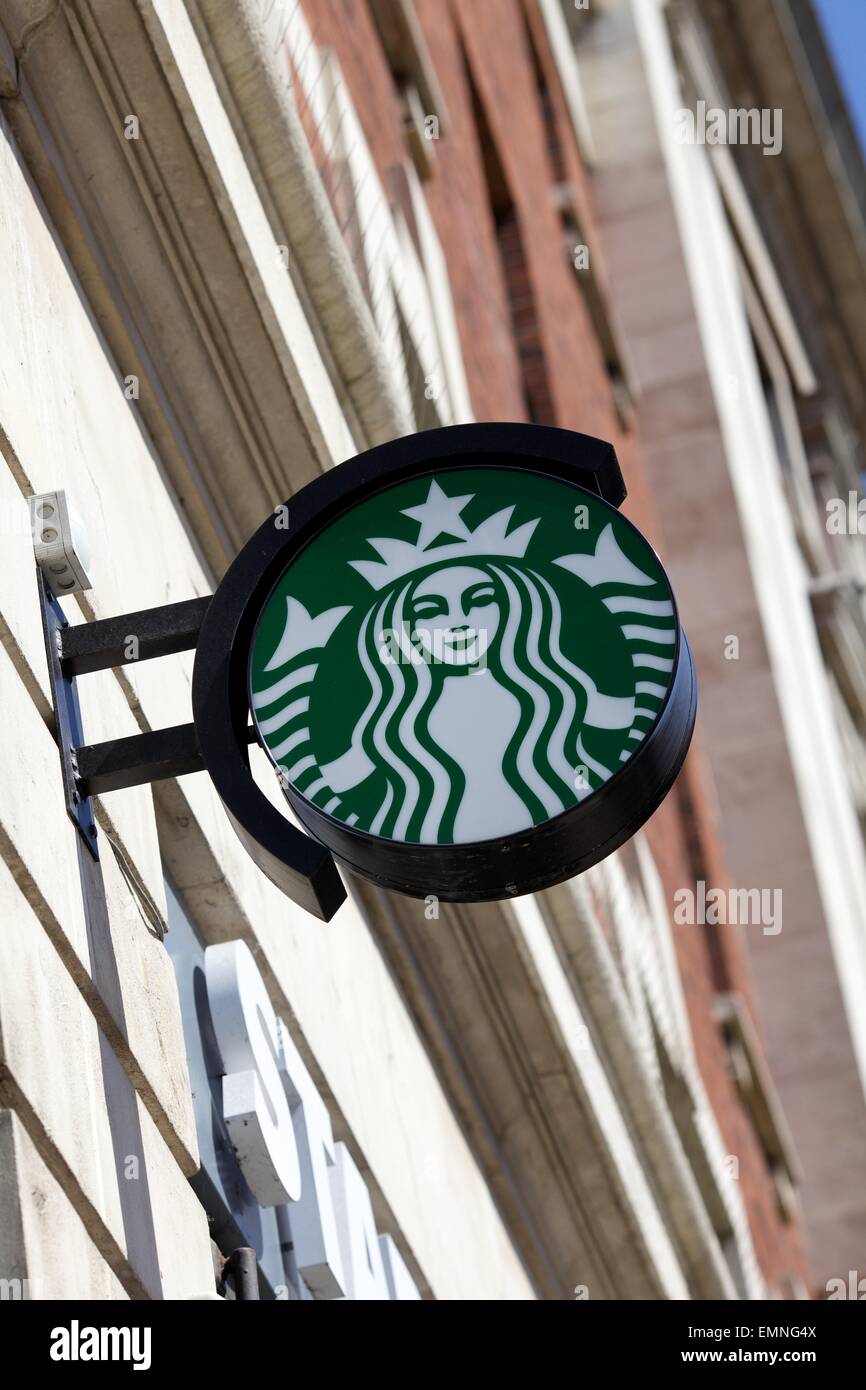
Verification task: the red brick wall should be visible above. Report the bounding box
[300,0,811,1294]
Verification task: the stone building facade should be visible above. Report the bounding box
[1,0,856,1300]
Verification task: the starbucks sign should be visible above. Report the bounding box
[193,425,696,918]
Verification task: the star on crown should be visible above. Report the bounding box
[349,480,540,590]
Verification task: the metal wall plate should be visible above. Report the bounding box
[37,569,99,858]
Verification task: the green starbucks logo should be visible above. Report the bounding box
[250,468,677,845]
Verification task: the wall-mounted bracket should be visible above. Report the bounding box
[36,569,345,920]
[58,595,211,675]
[38,585,214,852]
[74,719,258,796]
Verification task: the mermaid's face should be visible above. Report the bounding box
[408,565,500,668]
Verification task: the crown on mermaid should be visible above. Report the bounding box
[349,479,538,591]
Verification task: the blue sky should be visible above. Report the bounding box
[814,0,866,156]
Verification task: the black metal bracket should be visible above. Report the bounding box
[36,568,344,920]
[58,595,211,676]
[75,722,205,796]
[74,719,258,796]
[39,585,217,851]
[56,595,214,800]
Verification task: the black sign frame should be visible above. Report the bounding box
[192,423,696,920]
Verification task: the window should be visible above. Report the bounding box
[536,0,596,167]
[317,46,463,429]
[368,0,449,180]
[715,993,801,1224]
[555,182,635,429]
[466,57,556,424]
[523,9,635,428]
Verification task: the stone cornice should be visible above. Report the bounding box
[0,0,362,578]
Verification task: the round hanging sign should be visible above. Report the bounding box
[193,425,696,918]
